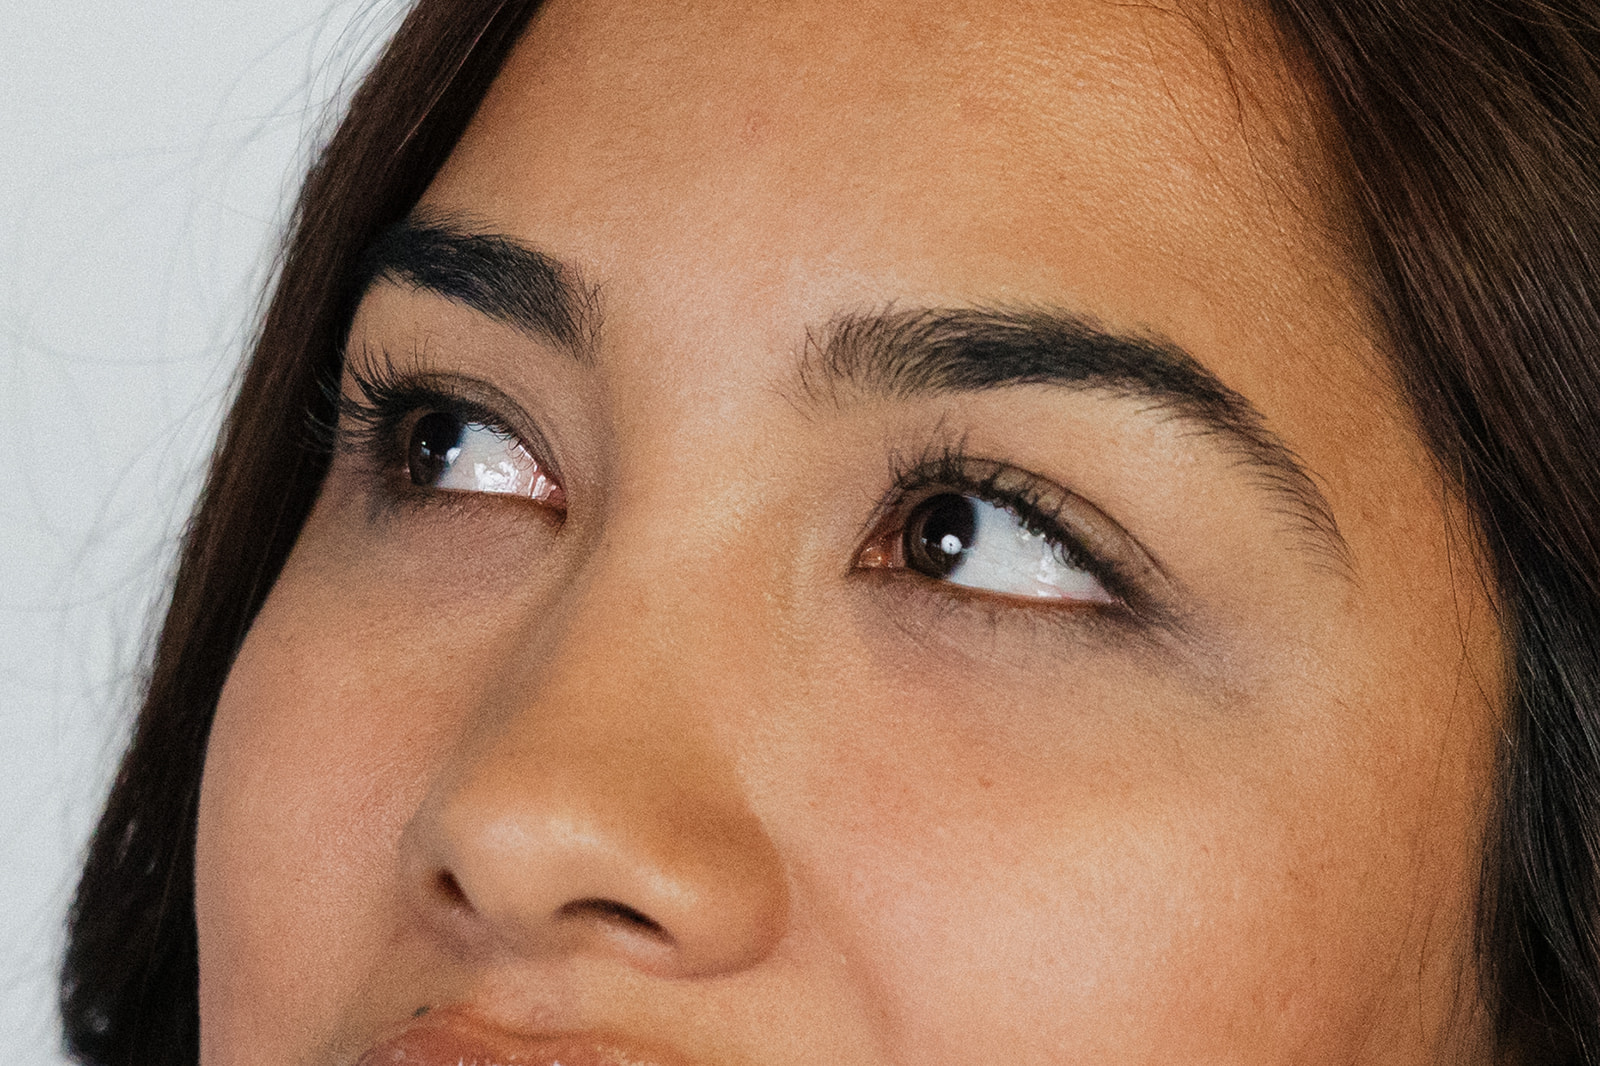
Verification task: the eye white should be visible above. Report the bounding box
[419,418,558,501]
[449,425,550,498]
[941,498,1115,603]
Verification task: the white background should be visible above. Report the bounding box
[0,2,407,1061]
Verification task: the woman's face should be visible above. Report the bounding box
[196,1,1507,1063]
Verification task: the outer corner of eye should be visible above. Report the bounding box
[525,469,568,509]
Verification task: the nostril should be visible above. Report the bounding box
[435,870,470,909]
[558,897,671,940]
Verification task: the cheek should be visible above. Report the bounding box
[194,479,561,1062]
[807,775,1481,1063]
[194,575,463,1063]
[768,644,1494,1064]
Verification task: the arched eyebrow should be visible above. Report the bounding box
[799,308,1352,575]
[354,215,600,356]
[353,220,1350,575]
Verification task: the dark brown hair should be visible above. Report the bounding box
[60,1,1600,1063]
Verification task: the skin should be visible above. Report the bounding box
[195,0,1510,1063]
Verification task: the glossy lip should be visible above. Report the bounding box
[355,1007,692,1066]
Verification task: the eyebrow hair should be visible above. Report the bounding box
[800,307,1352,573]
[354,216,599,355]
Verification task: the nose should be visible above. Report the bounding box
[398,573,789,980]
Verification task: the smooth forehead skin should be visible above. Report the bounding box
[195,1,1508,1064]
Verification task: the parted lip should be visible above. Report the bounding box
[354,1007,692,1066]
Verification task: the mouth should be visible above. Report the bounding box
[355,1007,690,1066]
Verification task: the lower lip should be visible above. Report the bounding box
[356,1015,675,1066]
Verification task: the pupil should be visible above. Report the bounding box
[408,412,464,486]
[906,494,977,578]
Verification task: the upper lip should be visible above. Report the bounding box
[354,1006,697,1066]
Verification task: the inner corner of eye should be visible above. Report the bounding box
[856,537,895,569]
[854,513,906,570]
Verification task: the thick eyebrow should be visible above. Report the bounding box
[353,216,599,355]
[799,307,1351,574]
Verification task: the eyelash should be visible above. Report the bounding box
[876,441,1138,608]
[320,357,1151,619]
[322,352,535,503]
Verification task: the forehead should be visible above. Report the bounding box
[421,0,1400,502]
[429,0,1336,276]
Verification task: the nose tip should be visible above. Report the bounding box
[403,733,788,979]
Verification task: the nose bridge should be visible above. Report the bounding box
[402,517,788,979]
[524,500,773,775]
[539,464,783,741]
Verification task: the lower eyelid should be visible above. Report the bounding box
[849,564,1165,663]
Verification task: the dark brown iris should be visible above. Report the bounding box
[407,412,465,486]
[904,493,976,578]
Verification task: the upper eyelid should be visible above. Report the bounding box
[337,385,501,438]
[877,451,1085,549]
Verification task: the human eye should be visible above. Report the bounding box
[331,354,565,509]
[880,492,1115,602]
[402,411,562,501]
[856,446,1146,611]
